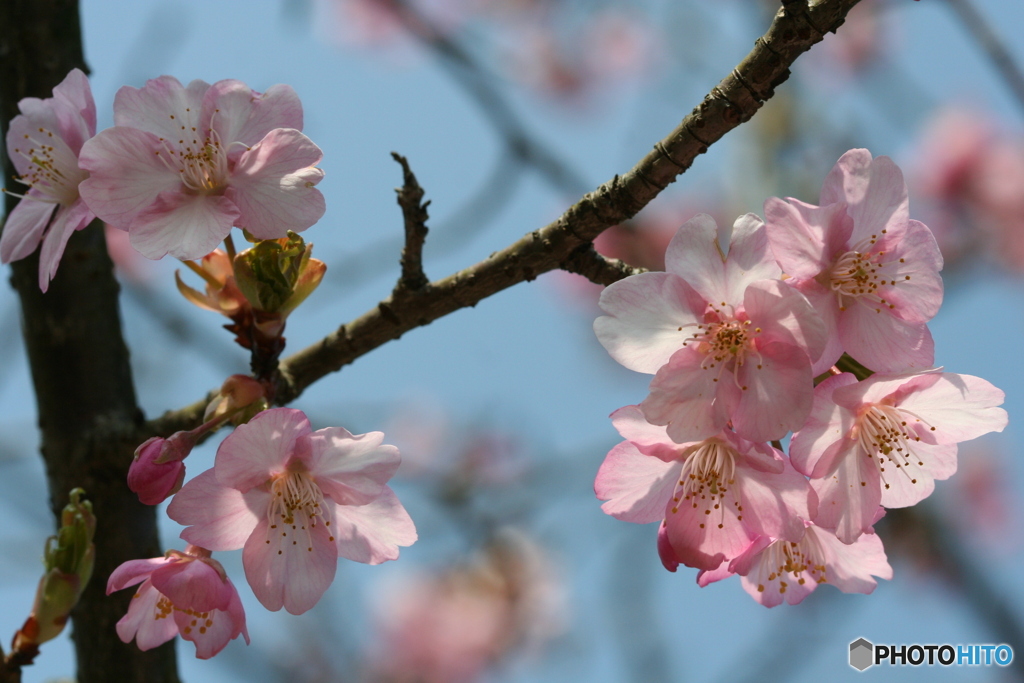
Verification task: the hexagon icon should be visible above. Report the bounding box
[849,638,874,671]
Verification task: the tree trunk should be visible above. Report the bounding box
[0,1,180,681]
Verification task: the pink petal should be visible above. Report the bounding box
[226,128,325,238]
[731,341,813,442]
[657,523,681,572]
[51,68,96,153]
[811,451,881,544]
[168,468,264,550]
[820,150,909,243]
[894,373,1008,444]
[663,213,729,304]
[838,302,934,374]
[641,346,734,443]
[0,193,55,263]
[789,372,859,478]
[128,191,239,260]
[78,126,182,229]
[720,213,782,304]
[116,580,179,650]
[214,408,311,491]
[744,279,827,362]
[609,404,684,461]
[813,526,892,592]
[174,578,249,659]
[695,557,734,586]
[875,220,943,323]
[764,197,851,278]
[38,200,94,292]
[794,281,843,375]
[204,81,304,148]
[877,442,957,508]
[151,557,233,613]
[595,272,704,373]
[306,427,400,506]
[113,76,209,141]
[733,460,814,542]
[243,514,338,615]
[594,441,679,523]
[107,558,169,594]
[332,486,417,565]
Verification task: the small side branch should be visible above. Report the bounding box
[391,152,431,292]
[560,245,648,286]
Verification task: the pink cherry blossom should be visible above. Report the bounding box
[703,524,893,607]
[127,435,189,505]
[764,149,944,374]
[595,405,815,571]
[2,68,97,292]
[106,546,249,659]
[595,213,826,443]
[78,76,325,260]
[790,370,1007,543]
[166,408,417,615]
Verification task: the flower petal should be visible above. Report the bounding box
[721,213,782,304]
[243,513,337,615]
[128,191,239,260]
[811,450,881,544]
[332,486,417,565]
[838,301,934,374]
[151,557,233,613]
[594,441,679,523]
[663,213,728,304]
[226,128,325,238]
[790,372,860,477]
[168,468,264,551]
[764,197,851,278]
[204,80,304,148]
[641,346,734,443]
[107,558,169,594]
[306,427,400,506]
[38,200,94,292]
[116,580,179,650]
[174,578,249,659]
[820,149,909,243]
[609,404,684,461]
[214,408,311,491]
[731,341,813,442]
[595,272,704,373]
[744,278,827,362]
[0,193,55,263]
[895,373,1008,444]
[113,76,209,141]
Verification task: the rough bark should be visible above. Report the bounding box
[0,1,179,682]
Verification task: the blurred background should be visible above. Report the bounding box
[2,0,1024,680]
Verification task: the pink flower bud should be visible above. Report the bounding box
[127,434,193,505]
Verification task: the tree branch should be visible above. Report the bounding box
[148,0,862,430]
[561,245,648,287]
[391,152,431,292]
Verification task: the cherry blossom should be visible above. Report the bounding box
[167,408,417,615]
[79,76,325,260]
[106,546,249,659]
[595,406,814,571]
[700,524,893,607]
[595,213,826,443]
[2,68,96,292]
[790,370,1007,543]
[764,149,943,374]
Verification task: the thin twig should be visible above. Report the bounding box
[146,0,864,434]
[391,152,431,292]
[943,0,1024,118]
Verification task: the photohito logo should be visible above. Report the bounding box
[848,638,1013,671]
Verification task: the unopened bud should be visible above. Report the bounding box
[127,435,193,505]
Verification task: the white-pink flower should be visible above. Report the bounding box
[595,213,826,443]
[79,76,325,260]
[595,406,814,571]
[167,408,417,615]
[2,68,96,292]
[790,370,1007,543]
[700,524,893,607]
[106,546,249,659]
[764,149,944,374]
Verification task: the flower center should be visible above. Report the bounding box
[669,440,739,531]
[856,404,934,490]
[827,232,910,313]
[9,127,87,205]
[265,471,335,551]
[753,534,828,595]
[153,108,230,194]
[678,309,763,391]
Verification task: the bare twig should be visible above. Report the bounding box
[147,0,863,434]
[391,152,431,292]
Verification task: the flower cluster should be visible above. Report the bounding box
[594,149,1007,606]
[109,407,417,658]
[2,69,325,291]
